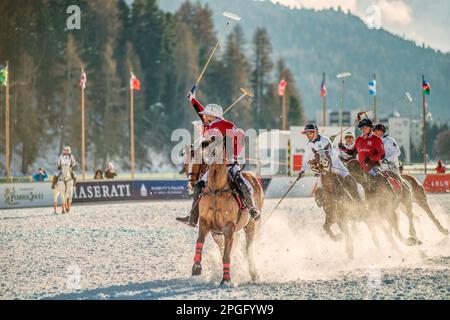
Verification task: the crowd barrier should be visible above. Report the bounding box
[0,180,191,209]
[423,174,450,193]
[0,174,446,209]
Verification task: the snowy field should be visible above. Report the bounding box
[1,195,449,300]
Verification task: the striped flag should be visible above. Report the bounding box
[422,78,430,95]
[368,79,376,96]
[320,77,327,97]
[80,71,87,90]
[0,64,8,87]
[130,72,141,91]
[278,79,287,96]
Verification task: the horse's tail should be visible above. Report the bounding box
[242,172,264,210]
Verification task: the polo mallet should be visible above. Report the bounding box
[223,88,255,115]
[336,72,352,143]
[262,173,304,226]
[189,12,241,95]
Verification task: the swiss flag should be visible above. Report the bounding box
[278,79,287,96]
[130,72,141,91]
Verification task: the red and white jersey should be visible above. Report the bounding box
[191,98,245,162]
[354,133,385,173]
[342,133,385,172]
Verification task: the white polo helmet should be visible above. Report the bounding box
[344,131,355,139]
[199,104,224,119]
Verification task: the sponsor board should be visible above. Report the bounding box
[73,181,134,203]
[423,174,450,193]
[132,180,189,200]
[0,183,53,209]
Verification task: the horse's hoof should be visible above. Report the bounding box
[441,229,449,236]
[220,279,231,287]
[406,237,418,246]
[192,262,202,276]
[333,234,344,242]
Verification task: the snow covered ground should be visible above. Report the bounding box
[1,195,449,300]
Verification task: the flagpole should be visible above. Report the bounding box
[422,74,427,175]
[130,74,135,180]
[5,61,10,181]
[339,79,344,143]
[322,72,327,126]
[282,91,286,130]
[81,68,86,180]
[373,73,377,122]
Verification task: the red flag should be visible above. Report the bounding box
[320,78,327,97]
[278,79,287,96]
[130,72,141,91]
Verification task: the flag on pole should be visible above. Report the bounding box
[422,78,430,95]
[0,64,8,87]
[130,72,141,91]
[80,71,87,90]
[320,77,327,97]
[368,79,376,96]
[278,79,287,96]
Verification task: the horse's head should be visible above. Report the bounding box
[347,159,364,184]
[182,143,209,191]
[310,146,332,174]
[201,133,225,166]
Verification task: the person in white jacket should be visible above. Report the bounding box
[298,124,362,206]
[373,124,401,176]
[51,146,77,189]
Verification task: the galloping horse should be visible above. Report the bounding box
[52,164,74,214]
[309,148,358,258]
[346,159,421,247]
[182,144,264,285]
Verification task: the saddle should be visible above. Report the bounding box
[228,178,246,210]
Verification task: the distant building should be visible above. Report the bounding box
[316,109,371,127]
[410,119,422,150]
[387,117,411,162]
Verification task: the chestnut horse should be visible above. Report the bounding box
[182,144,264,285]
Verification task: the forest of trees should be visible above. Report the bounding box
[0,0,305,174]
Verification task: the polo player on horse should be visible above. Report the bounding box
[339,131,357,163]
[339,118,396,195]
[298,124,362,207]
[51,146,77,189]
[373,123,402,178]
[176,89,261,227]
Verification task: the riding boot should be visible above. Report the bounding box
[176,180,205,227]
[237,176,260,221]
[51,175,58,189]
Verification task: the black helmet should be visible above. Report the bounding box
[302,123,319,134]
[373,123,386,133]
[358,118,373,128]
